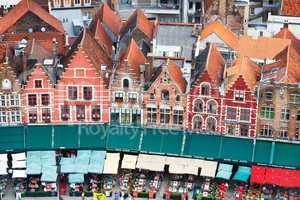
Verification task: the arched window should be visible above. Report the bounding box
[206,117,216,132]
[207,100,217,114]
[161,90,169,101]
[193,116,202,130]
[2,79,11,90]
[201,83,210,96]
[193,99,203,112]
[123,79,129,88]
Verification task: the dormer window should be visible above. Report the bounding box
[200,83,210,96]
[84,0,91,5]
[234,90,245,102]
[123,79,129,89]
[64,0,71,6]
[115,92,124,102]
[2,79,12,90]
[74,0,80,6]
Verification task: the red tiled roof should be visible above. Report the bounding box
[238,36,290,60]
[225,56,260,91]
[90,2,121,36]
[0,0,64,34]
[28,38,52,61]
[205,43,225,86]
[166,59,186,93]
[274,27,300,53]
[199,20,239,50]
[94,21,112,56]
[80,29,112,70]
[2,32,66,55]
[121,10,154,40]
[118,39,147,78]
[281,0,300,17]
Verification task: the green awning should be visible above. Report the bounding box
[220,137,253,162]
[140,128,183,155]
[183,133,221,159]
[27,126,52,150]
[273,142,300,168]
[79,124,106,149]
[0,126,24,151]
[253,140,272,164]
[53,125,78,149]
[107,126,141,151]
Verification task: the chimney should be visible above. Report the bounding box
[145,62,152,82]
[140,64,145,87]
[52,38,57,57]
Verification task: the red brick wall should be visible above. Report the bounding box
[53,48,110,123]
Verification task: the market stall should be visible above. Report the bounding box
[103,153,120,174]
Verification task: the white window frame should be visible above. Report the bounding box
[84,0,91,5]
[0,111,7,123]
[54,0,61,7]
[10,94,20,107]
[34,79,43,89]
[239,108,251,122]
[64,0,71,7]
[226,106,238,121]
[11,111,21,123]
[0,95,6,107]
[234,90,245,102]
[74,0,81,6]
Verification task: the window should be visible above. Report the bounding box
[193,99,203,112]
[193,116,202,130]
[161,90,169,101]
[176,95,181,102]
[68,86,78,100]
[147,107,157,123]
[29,111,37,123]
[54,0,60,7]
[268,0,273,4]
[297,110,300,121]
[240,108,250,122]
[128,93,137,103]
[91,105,101,121]
[115,92,124,102]
[260,106,274,119]
[226,125,236,135]
[10,94,19,106]
[162,51,168,57]
[173,110,183,125]
[234,90,245,102]
[250,7,255,15]
[42,108,51,123]
[123,79,129,88]
[76,105,85,121]
[259,31,264,37]
[226,107,237,120]
[289,93,300,104]
[189,1,193,9]
[84,0,91,5]
[132,109,141,125]
[11,111,20,123]
[265,91,273,101]
[281,108,290,121]
[61,105,70,121]
[121,108,130,124]
[160,108,170,124]
[150,93,155,100]
[240,124,249,136]
[207,100,217,114]
[200,84,209,96]
[0,95,6,107]
[279,129,288,139]
[74,0,80,5]
[0,112,7,123]
[34,80,42,88]
[206,117,216,132]
[83,86,93,100]
[64,0,71,6]
[41,94,50,106]
[110,108,119,123]
[260,126,273,137]
[28,94,37,106]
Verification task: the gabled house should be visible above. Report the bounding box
[194,20,239,60]
[89,2,122,44]
[222,56,260,137]
[143,59,187,129]
[21,63,56,124]
[257,42,300,141]
[0,55,22,125]
[119,10,154,56]
[53,29,112,123]
[187,44,224,132]
[109,39,148,125]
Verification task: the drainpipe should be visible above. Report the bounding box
[270,141,275,165]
